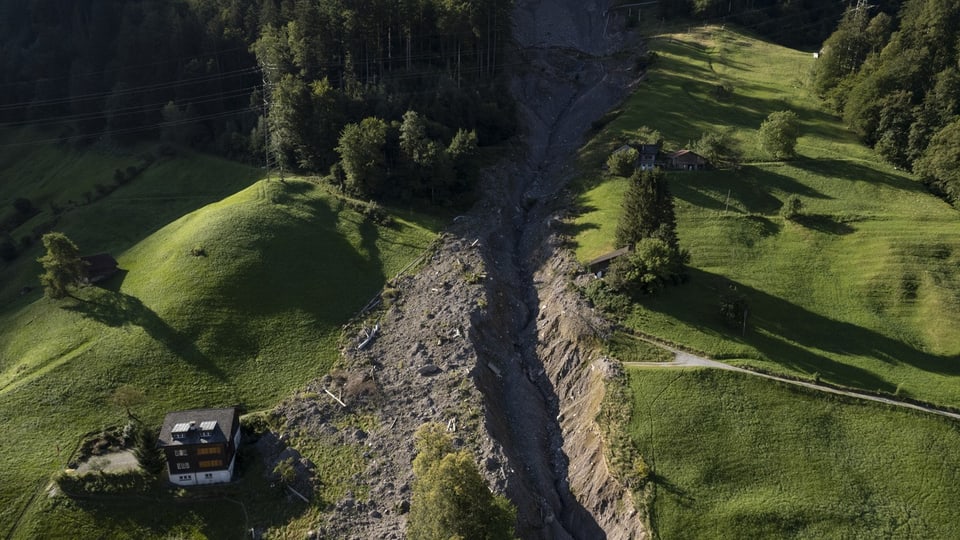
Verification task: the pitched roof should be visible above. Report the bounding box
[587,246,633,269]
[80,253,119,282]
[638,144,660,156]
[158,407,239,447]
[666,149,705,160]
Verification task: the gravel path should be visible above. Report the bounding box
[625,347,960,421]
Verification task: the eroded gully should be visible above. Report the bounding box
[467,1,642,538]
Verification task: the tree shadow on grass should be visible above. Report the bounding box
[63,289,225,380]
[671,166,827,215]
[792,159,924,193]
[652,473,695,508]
[638,268,960,394]
[792,214,855,235]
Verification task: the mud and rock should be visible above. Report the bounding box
[266,0,649,538]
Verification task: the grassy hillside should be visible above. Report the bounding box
[0,142,442,537]
[627,368,960,539]
[572,26,960,407]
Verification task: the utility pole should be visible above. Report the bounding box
[261,66,271,182]
[260,63,284,183]
[841,0,872,73]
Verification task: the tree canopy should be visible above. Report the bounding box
[813,0,960,203]
[37,232,87,299]
[0,0,515,201]
[758,110,800,159]
[612,169,687,293]
[408,423,516,540]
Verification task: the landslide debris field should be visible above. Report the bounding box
[293,0,652,537]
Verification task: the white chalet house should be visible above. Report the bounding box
[157,407,241,486]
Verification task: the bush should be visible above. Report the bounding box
[719,288,749,332]
[758,110,800,159]
[584,278,632,314]
[780,195,803,221]
[607,147,639,176]
[56,469,154,495]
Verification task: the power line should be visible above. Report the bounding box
[0,67,259,112]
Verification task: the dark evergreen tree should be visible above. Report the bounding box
[37,232,87,300]
[615,169,679,252]
[132,422,165,476]
[612,169,686,293]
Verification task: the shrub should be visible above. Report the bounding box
[780,195,804,221]
[719,288,749,332]
[584,278,632,314]
[758,110,800,159]
[56,469,154,495]
[607,147,639,176]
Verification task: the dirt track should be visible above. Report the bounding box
[627,350,960,422]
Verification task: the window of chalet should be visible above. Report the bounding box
[196,446,220,455]
[176,462,190,470]
[198,459,224,469]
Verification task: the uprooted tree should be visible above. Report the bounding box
[37,232,87,299]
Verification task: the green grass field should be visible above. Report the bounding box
[572,26,960,407]
[627,367,960,539]
[0,139,442,537]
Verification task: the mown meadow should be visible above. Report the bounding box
[574,25,960,538]
[0,137,442,537]
[573,26,960,407]
[627,367,960,539]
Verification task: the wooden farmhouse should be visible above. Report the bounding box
[665,149,708,170]
[157,407,241,486]
[80,253,119,284]
[612,144,709,172]
[587,246,633,275]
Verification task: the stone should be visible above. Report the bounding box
[418,364,441,376]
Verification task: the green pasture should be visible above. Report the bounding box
[572,26,960,406]
[0,141,441,537]
[626,368,960,539]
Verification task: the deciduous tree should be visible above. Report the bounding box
[758,110,800,159]
[408,423,516,540]
[337,117,389,197]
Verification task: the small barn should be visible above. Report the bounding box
[80,253,119,283]
[665,149,708,170]
[587,246,633,275]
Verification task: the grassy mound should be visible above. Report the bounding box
[626,367,960,539]
[0,142,440,536]
[571,26,960,406]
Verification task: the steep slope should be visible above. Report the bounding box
[0,176,439,537]
[293,0,650,538]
